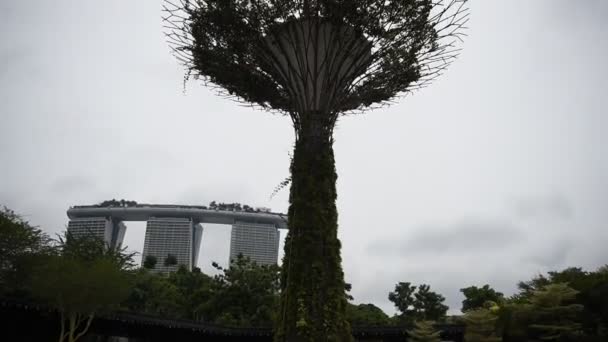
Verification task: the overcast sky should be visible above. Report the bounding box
[1,0,607,315]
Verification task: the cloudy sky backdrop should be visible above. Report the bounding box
[1,0,607,315]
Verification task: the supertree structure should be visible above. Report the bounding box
[163,1,468,340]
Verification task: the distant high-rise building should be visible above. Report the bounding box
[229,221,280,266]
[67,217,126,248]
[142,217,203,274]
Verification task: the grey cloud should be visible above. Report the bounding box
[50,176,96,195]
[367,219,523,257]
[550,0,608,24]
[511,195,573,220]
[521,238,575,270]
[0,47,33,77]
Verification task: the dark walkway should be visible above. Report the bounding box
[1,299,464,342]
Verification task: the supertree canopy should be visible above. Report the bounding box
[164,1,468,341]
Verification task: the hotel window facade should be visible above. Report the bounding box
[142,217,203,274]
[229,221,280,266]
[67,217,126,248]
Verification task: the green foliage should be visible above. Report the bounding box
[28,234,133,342]
[346,303,391,327]
[510,266,608,339]
[123,268,183,317]
[409,321,441,342]
[208,201,258,212]
[164,253,178,267]
[123,256,279,327]
[463,308,501,342]
[172,0,467,114]
[211,254,280,327]
[30,256,131,316]
[96,199,137,207]
[501,283,584,342]
[389,282,417,319]
[527,283,583,341]
[59,232,136,271]
[275,135,351,341]
[415,284,449,321]
[31,256,132,342]
[389,282,448,324]
[461,285,504,312]
[143,255,157,269]
[168,266,214,321]
[0,206,51,261]
[0,206,53,294]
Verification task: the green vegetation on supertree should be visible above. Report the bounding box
[163,1,469,340]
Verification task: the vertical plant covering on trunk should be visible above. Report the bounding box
[279,116,349,340]
[163,1,468,340]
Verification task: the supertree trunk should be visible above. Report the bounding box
[276,115,351,342]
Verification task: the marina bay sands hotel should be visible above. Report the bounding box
[66,204,288,273]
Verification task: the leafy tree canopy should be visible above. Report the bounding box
[345,303,391,327]
[388,282,448,324]
[59,232,136,271]
[167,0,468,115]
[143,255,158,269]
[0,206,53,294]
[521,283,583,341]
[123,269,183,317]
[461,284,504,312]
[512,266,608,338]
[211,254,280,327]
[28,234,134,342]
[123,255,280,327]
[164,254,178,267]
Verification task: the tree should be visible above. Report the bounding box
[27,233,134,342]
[389,282,448,324]
[164,254,178,267]
[29,256,132,342]
[123,259,279,325]
[208,255,281,327]
[527,283,583,341]
[389,282,418,322]
[463,307,501,342]
[143,255,158,269]
[513,266,608,338]
[168,265,214,321]
[501,283,584,342]
[0,206,53,294]
[461,285,505,312]
[58,232,136,271]
[414,284,449,321]
[164,1,469,340]
[123,268,183,317]
[345,303,391,327]
[583,267,608,339]
[409,321,441,342]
